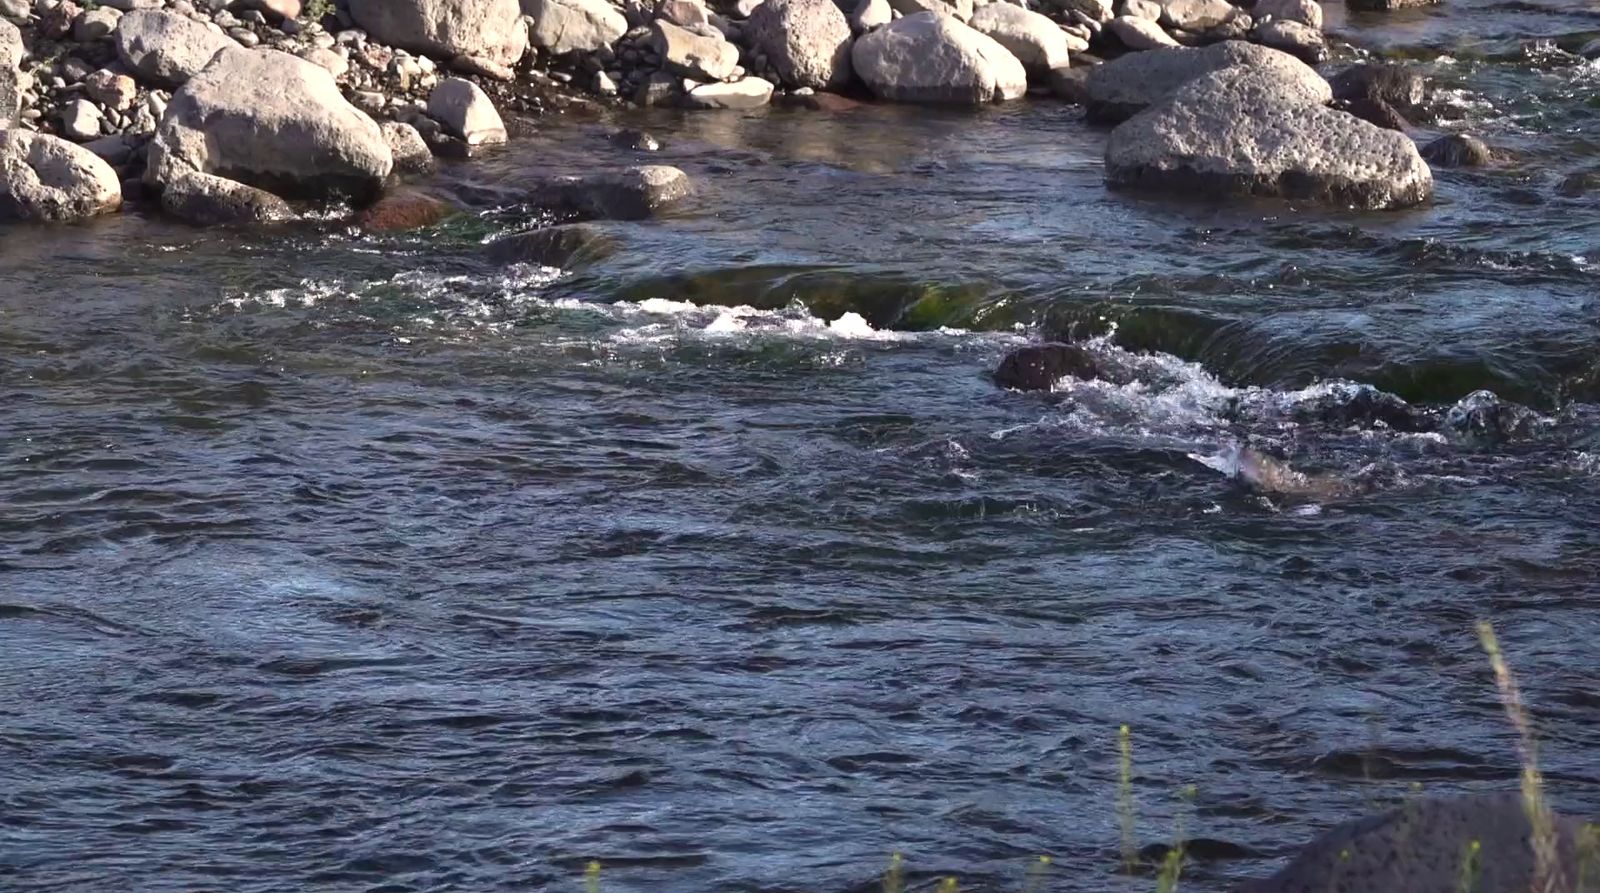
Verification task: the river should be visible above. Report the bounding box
[4,4,1600,891]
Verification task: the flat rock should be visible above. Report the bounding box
[485,221,621,267]
[0,130,123,222]
[684,75,774,108]
[427,77,507,146]
[743,0,853,90]
[1083,40,1325,122]
[851,12,1027,104]
[382,121,436,174]
[524,0,627,55]
[1108,15,1178,49]
[347,0,527,65]
[114,9,235,87]
[968,2,1070,74]
[544,165,691,219]
[650,19,739,81]
[147,47,393,204]
[1239,795,1599,893]
[160,171,291,224]
[1,19,22,128]
[1105,64,1431,209]
[1421,133,1492,167]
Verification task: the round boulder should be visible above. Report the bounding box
[346,0,527,66]
[1421,133,1492,168]
[147,47,393,204]
[0,130,122,222]
[523,0,627,55]
[968,2,1071,75]
[851,12,1027,104]
[743,0,853,90]
[1105,64,1432,209]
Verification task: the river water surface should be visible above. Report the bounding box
[4,4,1600,891]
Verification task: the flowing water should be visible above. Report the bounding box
[5,6,1600,891]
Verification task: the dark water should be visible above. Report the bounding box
[5,6,1600,891]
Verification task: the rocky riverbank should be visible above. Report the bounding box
[1,0,1487,226]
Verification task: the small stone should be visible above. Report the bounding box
[609,127,660,150]
[484,222,620,267]
[299,46,348,78]
[60,97,103,140]
[426,77,506,146]
[594,69,617,93]
[381,120,435,173]
[229,27,260,47]
[83,69,138,110]
[1253,0,1321,28]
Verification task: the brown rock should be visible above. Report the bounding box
[357,187,459,231]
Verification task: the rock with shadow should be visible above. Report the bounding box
[484,222,621,267]
[1237,794,1600,893]
[993,342,1103,391]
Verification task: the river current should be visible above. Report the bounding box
[4,4,1600,891]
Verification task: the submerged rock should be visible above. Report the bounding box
[1238,795,1599,893]
[743,0,854,90]
[1421,133,1492,168]
[1083,40,1323,123]
[851,12,1028,104]
[994,342,1101,391]
[543,165,692,219]
[147,47,393,204]
[114,9,235,87]
[1332,96,1410,132]
[1105,65,1432,209]
[346,0,528,66]
[1444,390,1542,442]
[1344,0,1439,10]
[1327,63,1427,110]
[357,187,459,231]
[485,221,621,267]
[160,171,292,225]
[969,2,1071,75]
[0,130,122,222]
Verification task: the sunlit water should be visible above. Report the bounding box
[4,7,1600,891]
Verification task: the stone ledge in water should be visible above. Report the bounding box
[537,165,692,220]
[485,222,621,267]
[852,12,1027,105]
[1238,794,1600,893]
[160,171,292,225]
[1083,40,1325,123]
[1105,65,1432,209]
[1422,133,1492,168]
[0,129,123,222]
[146,46,393,206]
[994,343,1101,391]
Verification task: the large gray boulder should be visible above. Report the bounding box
[113,9,235,87]
[1084,40,1325,122]
[1105,64,1431,209]
[1239,795,1600,893]
[347,0,527,65]
[851,12,1027,104]
[147,47,393,203]
[524,0,627,55]
[743,0,853,90]
[427,77,507,145]
[0,130,122,222]
[1,19,21,128]
[967,2,1070,75]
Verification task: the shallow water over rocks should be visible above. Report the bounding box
[5,6,1600,891]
